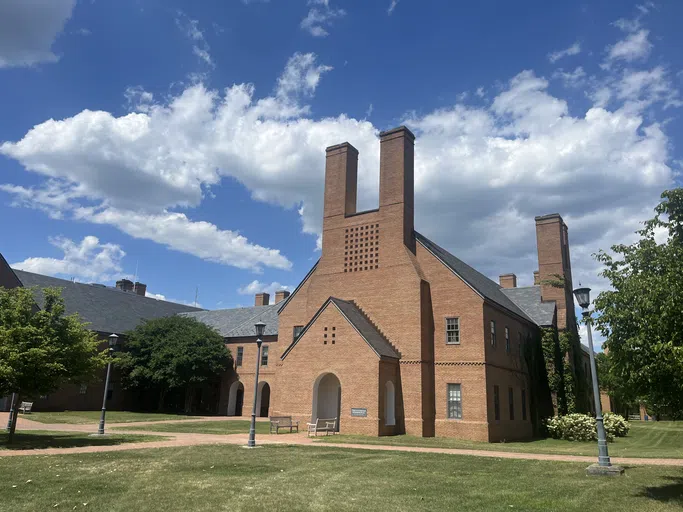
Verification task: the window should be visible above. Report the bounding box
[446,317,460,344]
[490,321,496,347]
[236,346,244,367]
[518,331,523,354]
[493,385,500,421]
[79,384,88,395]
[508,387,515,420]
[293,325,304,341]
[447,384,462,419]
[261,345,269,366]
[521,389,527,421]
[505,327,510,353]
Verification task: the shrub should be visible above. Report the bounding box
[603,412,630,438]
[546,414,615,442]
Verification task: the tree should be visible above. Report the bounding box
[117,316,230,413]
[0,286,105,442]
[594,188,683,419]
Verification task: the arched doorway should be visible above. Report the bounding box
[227,381,244,416]
[312,373,341,432]
[257,382,271,418]
[385,381,396,426]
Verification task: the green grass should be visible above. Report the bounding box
[316,421,683,459]
[0,431,166,451]
[25,411,200,425]
[0,444,680,511]
[114,420,277,435]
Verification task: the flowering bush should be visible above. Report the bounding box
[603,412,630,438]
[546,414,615,442]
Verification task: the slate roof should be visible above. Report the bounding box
[501,286,557,327]
[415,232,535,324]
[12,269,203,334]
[181,304,280,338]
[281,297,401,360]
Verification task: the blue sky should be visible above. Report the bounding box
[1,1,682,335]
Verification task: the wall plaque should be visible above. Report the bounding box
[351,408,367,417]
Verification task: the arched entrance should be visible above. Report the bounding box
[257,382,271,418]
[227,381,244,416]
[385,381,396,426]
[312,373,341,432]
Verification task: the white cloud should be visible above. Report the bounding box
[548,42,581,63]
[553,66,587,88]
[238,280,293,297]
[0,0,75,68]
[475,87,485,98]
[145,290,202,308]
[12,236,126,283]
[300,0,346,37]
[605,29,652,65]
[388,0,399,15]
[276,52,333,99]
[175,11,214,68]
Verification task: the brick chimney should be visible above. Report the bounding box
[499,274,517,289]
[379,126,415,252]
[134,282,147,296]
[535,213,574,330]
[533,270,540,285]
[116,279,134,292]
[255,293,270,306]
[274,290,290,303]
[323,142,358,221]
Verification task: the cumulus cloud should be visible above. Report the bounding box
[276,52,333,99]
[605,29,652,65]
[0,0,75,68]
[238,280,293,297]
[300,0,346,37]
[12,236,126,283]
[548,42,581,63]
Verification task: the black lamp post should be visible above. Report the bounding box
[573,287,624,476]
[5,393,17,432]
[248,321,266,448]
[97,333,120,435]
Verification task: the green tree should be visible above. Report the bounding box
[594,188,683,419]
[0,286,105,442]
[117,316,230,413]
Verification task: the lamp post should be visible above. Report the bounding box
[5,393,17,432]
[573,287,624,476]
[97,333,120,435]
[248,321,266,448]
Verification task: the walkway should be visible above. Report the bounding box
[2,414,681,467]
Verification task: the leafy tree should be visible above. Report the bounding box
[0,286,105,442]
[117,316,230,413]
[594,188,683,419]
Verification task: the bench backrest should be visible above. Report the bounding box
[316,417,336,429]
[20,402,33,407]
[270,416,293,426]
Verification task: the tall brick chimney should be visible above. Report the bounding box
[535,213,574,330]
[134,282,147,296]
[533,270,540,285]
[323,142,358,220]
[116,279,134,292]
[499,274,517,289]
[255,293,270,306]
[379,126,415,252]
[274,290,290,303]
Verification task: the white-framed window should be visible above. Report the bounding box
[447,384,462,419]
[505,327,510,353]
[79,384,88,395]
[508,387,515,420]
[445,317,460,344]
[490,320,496,347]
[236,346,244,367]
[261,345,269,366]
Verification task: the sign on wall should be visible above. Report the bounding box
[351,408,367,417]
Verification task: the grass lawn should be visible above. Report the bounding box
[25,411,200,425]
[0,431,166,451]
[0,444,681,511]
[317,421,683,459]
[115,420,276,435]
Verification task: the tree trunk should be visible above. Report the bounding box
[157,389,166,412]
[184,387,194,414]
[7,394,20,444]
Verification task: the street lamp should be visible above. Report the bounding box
[573,287,624,476]
[5,393,17,432]
[248,321,266,448]
[97,333,120,435]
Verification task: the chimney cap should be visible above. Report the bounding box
[379,125,415,141]
[326,142,358,153]
[534,213,563,223]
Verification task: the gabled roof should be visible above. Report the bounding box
[501,286,556,327]
[277,259,319,314]
[281,297,401,360]
[415,232,535,324]
[11,269,203,334]
[181,304,279,338]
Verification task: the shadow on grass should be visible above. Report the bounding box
[0,431,156,451]
[637,474,683,506]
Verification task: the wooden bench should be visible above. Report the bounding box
[18,402,33,414]
[269,416,299,434]
[306,417,337,437]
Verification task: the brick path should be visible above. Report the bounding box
[1,413,681,466]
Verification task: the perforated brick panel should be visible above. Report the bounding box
[344,223,380,272]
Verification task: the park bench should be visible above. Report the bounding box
[18,402,33,414]
[306,417,337,437]
[269,416,299,434]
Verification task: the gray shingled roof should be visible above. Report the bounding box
[12,269,203,334]
[415,232,535,324]
[181,304,279,337]
[501,286,556,327]
[281,297,400,360]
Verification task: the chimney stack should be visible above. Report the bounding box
[274,290,290,303]
[323,142,358,220]
[499,274,517,289]
[134,282,147,296]
[533,270,540,285]
[255,292,270,306]
[116,279,134,292]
